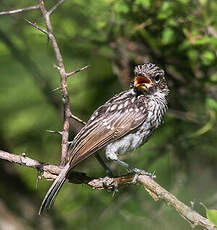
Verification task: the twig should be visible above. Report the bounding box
[38,0,71,166]
[48,0,65,15]
[0,150,61,176]
[0,149,216,230]
[24,19,48,35]
[0,5,39,15]
[168,109,206,124]
[66,65,89,77]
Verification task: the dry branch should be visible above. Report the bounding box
[0,149,216,230]
[0,5,39,15]
[37,0,71,166]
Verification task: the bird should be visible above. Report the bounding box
[39,63,169,215]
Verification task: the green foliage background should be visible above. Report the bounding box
[0,0,217,229]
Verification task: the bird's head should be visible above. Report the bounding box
[133,63,169,96]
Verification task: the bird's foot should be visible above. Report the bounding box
[131,169,156,184]
[132,168,152,176]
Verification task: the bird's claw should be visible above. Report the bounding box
[131,174,139,184]
[133,168,152,176]
[131,169,156,184]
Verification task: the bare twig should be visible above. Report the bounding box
[66,65,89,77]
[0,150,61,176]
[0,5,39,15]
[0,149,216,230]
[48,0,65,15]
[168,109,206,124]
[38,0,71,166]
[24,19,48,35]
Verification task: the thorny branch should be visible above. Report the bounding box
[0,2,216,230]
[0,149,216,230]
[36,0,70,166]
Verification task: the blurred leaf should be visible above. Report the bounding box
[201,203,217,227]
[206,98,217,110]
[114,0,129,13]
[158,2,173,19]
[201,51,215,66]
[162,28,175,45]
[135,0,151,9]
[210,73,217,82]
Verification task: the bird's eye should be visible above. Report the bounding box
[155,75,160,82]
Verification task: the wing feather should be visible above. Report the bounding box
[69,91,147,167]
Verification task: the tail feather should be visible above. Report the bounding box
[39,162,70,215]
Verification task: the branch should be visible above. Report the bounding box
[38,0,70,166]
[0,149,216,230]
[0,150,61,177]
[0,5,39,15]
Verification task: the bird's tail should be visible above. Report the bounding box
[39,162,71,215]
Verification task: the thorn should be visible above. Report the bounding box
[24,18,48,35]
[52,87,62,92]
[46,130,63,135]
[70,113,86,125]
[151,170,156,179]
[66,65,90,77]
[53,64,61,70]
[190,201,195,209]
[36,169,42,189]
[22,152,26,157]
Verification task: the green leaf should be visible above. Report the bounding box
[135,0,151,9]
[201,51,215,66]
[210,73,217,82]
[194,36,217,46]
[158,2,173,19]
[114,1,129,13]
[201,203,217,227]
[162,28,175,45]
[206,98,217,110]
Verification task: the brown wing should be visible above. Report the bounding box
[68,91,147,167]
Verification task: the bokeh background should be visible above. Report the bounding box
[0,0,217,229]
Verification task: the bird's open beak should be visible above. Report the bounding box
[134,75,153,88]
